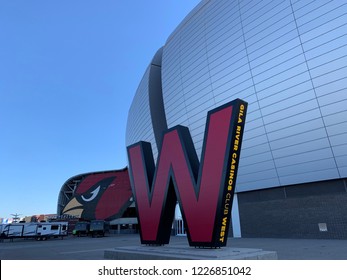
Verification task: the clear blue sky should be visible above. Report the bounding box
[0,0,201,220]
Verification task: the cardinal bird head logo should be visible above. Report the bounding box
[62,171,132,220]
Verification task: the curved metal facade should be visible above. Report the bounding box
[126,48,167,162]
[126,0,347,193]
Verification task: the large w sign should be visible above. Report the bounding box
[127,99,247,247]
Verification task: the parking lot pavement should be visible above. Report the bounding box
[1,234,347,260]
[0,235,139,260]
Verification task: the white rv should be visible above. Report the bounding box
[0,222,68,241]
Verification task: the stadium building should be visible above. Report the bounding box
[126,0,347,239]
[57,169,137,232]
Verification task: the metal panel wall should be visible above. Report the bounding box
[126,66,158,159]
[160,0,347,192]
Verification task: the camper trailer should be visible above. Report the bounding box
[0,222,68,241]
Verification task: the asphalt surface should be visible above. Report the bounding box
[1,234,347,260]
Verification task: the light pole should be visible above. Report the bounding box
[11,213,22,223]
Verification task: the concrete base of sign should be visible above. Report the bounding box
[104,245,278,260]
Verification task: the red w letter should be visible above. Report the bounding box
[127,99,247,247]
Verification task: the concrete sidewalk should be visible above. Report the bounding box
[1,234,347,260]
[127,235,347,260]
[226,237,347,260]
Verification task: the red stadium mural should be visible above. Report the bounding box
[61,169,132,221]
